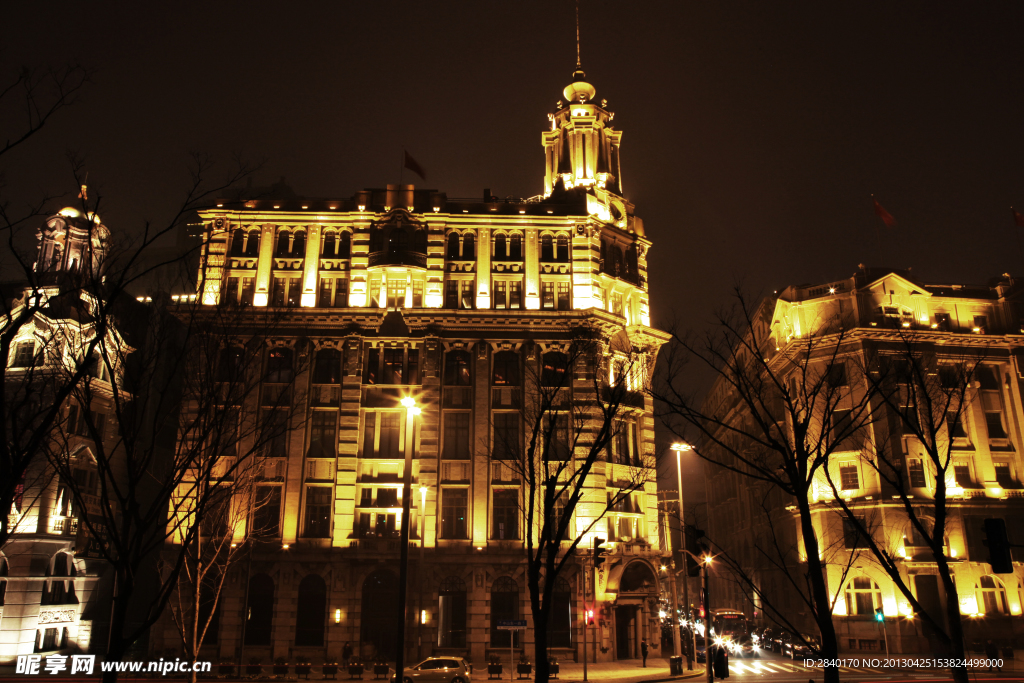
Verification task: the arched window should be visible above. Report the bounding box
[549,576,573,648]
[230,228,245,256]
[42,553,76,606]
[339,231,352,258]
[217,347,245,383]
[438,576,468,648]
[540,235,554,261]
[844,576,882,615]
[388,228,407,256]
[276,231,291,256]
[490,577,520,647]
[447,233,461,260]
[265,348,294,383]
[494,234,507,260]
[245,574,274,645]
[619,562,656,593]
[979,575,1009,615]
[462,234,475,260]
[509,234,523,260]
[492,351,521,386]
[361,570,399,661]
[322,232,336,258]
[541,352,569,388]
[295,574,327,646]
[444,350,472,386]
[624,244,639,281]
[245,229,260,257]
[556,234,569,262]
[313,348,342,384]
[0,553,8,607]
[292,230,306,256]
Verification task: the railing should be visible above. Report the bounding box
[367,250,427,268]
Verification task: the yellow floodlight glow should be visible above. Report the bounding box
[671,443,692,453]
[335,609,342,623]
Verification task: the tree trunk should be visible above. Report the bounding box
[533,607,550,683]
[938,565,969,683]
[797,496,840,683]
[102,580,131,683]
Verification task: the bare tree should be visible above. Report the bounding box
[655,289,877,683]
[820,336,982,683]
[489,326,657,683]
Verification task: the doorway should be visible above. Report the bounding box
[615,605,637,659]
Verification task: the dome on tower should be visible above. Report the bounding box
[563,68,596,103]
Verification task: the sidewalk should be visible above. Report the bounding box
[539,658,706,683]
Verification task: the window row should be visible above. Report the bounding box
[229,229,353,259]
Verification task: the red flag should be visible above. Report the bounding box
[873,199,896,228]
[1013,208,1024,228]
[404,151,426,180]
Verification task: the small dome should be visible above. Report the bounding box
[563,67,595,103]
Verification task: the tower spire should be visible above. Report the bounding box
[575,0,581,68]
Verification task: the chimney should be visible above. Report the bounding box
[385,184,399,210]
[401,184,415,211]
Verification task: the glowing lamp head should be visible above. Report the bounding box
[671,443,692,453]
[334,609,342,623]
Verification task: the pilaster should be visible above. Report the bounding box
[253,224,275,307]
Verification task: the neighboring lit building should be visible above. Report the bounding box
[0,206,132,661]
[150,67,669,666]
[704,268,1024,654]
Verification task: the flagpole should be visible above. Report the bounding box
[399,150,404,187]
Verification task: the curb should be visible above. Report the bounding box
[640,667,707,683]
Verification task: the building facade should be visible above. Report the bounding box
[150,67,670,666]
[0,206,129,662]
[704,268,1024,655]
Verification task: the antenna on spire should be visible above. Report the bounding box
[575,0,581,68]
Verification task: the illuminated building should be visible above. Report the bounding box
[703,268,1024,653]
[150,66,669,665]
[0,206,131,661]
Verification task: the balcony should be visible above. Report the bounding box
[368,249,427,268]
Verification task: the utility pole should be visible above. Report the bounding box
[671,443,694,670]
[661,508,682,659]
[395,398,420,683]
[703,560,712,683]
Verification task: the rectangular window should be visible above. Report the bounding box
[543,413,570,461]
[509,281,522,309]
[318,278,333,307]
[843,516,866,549]
[493,413,520,460]
[954,462,973,487]
[445,281,459,309]
[832,409,853,448]
[557,282,571,310]
[494,280,507,309]
[307,411,337,458]
[252,485,281,537]
[946,411,967,438]
[986,412,1008,439]
[909,459,926,488]
[223,277,239,306]
[383,348,404,384]
[375,488,399,507]
[334,278,348,307]
[443,413,471,459]
[492,489,519,540]
[387,280,405,308]
[379,413,401,459]
[610,293,623,316]
[303,486,331,538]
[461,281,474,309]
[542,281,555,309]
[995,462,1015,488]
[265,409,289,458]
[240,277,255,305]
[271,277,286,307]
[413,281,423,308]
[365,348,380,384]
[363,412,376,457]
[935,313,951,331]
[408,349,420,385]
[441,488,468,538]
[287,277,301,307]
[826,362,848,387]
[839,465,860,490]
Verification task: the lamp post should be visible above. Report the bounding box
[418,485,428,659]
[671,442,694,670]
[395,397,421,683]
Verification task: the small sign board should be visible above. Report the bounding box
[496,620,527,630]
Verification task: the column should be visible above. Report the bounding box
[253,224,275,307]
[300,224,320,307]
[525,231,540,310]
[476,228,491,309]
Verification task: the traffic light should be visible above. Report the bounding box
[983,518,1014,574]
[593,537,607,569]
[874,608,884,623]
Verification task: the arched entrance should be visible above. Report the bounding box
[614,562,658,660]
[360,569,399,661]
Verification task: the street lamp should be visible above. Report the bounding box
[418,485,429,659]
[670,442,695,670]
[395,397,421,683]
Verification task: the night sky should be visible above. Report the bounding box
[7,1,1024,507]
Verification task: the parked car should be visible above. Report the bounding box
[783,634,821,660]
[394,658,472,683]
[770,630,792,653]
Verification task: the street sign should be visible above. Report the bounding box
[496,620,527,630]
